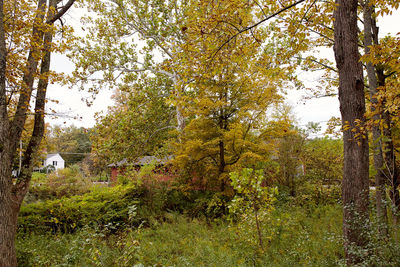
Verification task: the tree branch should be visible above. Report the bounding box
[211,0,307,61]
[46,0,75,24]
[112,0,174,59]
[14,0,57,199]
[295,56,337,72]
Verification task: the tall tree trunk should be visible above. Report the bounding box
[333,0,370,265]
[0,1,74,265]
[16,0,55,198]
[173,75,186,133]
[0,0,7,149]
[363,0,388,235]
[0,189,19,267]
[218,108,226,191]
[376,64,400,224]
[0,0,18,265]
[0,0,6,127]
[290,173,296,197]
[382,110,400,223]
[9,0,47,153]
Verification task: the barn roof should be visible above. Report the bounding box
[107,156,172,167]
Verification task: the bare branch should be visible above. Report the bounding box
[46,0,75,24]
[292,0,318,36]
[253,0,268,18]
[118,64,174,78]
[112,0,174,59]
[295,56,337,72]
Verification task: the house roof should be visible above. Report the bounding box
[46,153,63,160]
[107,156,173,167]
[107,158,128,167]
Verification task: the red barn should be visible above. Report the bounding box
[107,156,173,184]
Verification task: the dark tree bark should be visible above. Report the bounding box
[0,0,18,263]
[382,110,400,223]
[218,88,228,192]
[333,0,370,265]
[363,0,388,235]
[0,0,18,264]
[0,1,75,265]
[9,0,47,153]
[15,0,56,200]
[375,57,400,224]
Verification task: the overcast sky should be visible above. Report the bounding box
[46,7,400,135]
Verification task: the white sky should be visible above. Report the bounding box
[46,7,400,134]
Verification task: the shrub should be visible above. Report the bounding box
[229,168,278,250]
[295,181,341,206]
[18,184,146,234]
[163,188,232,220]
[26,165,95,202]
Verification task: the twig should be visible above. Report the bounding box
[210,0,307,61]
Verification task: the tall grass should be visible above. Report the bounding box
[17,204,344,266]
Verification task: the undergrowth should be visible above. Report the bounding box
[17,204,344,266]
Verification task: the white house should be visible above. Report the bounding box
[43,153,65,170]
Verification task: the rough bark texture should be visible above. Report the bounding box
[376,64,400,223]
[0,150,19,266]
[333,0,370,265]
[15,0,56,200]
[0,192,19,267]
[0,0,6,146]
[363,0,388,235]
[382,110,400,222]
[0,0,18,265]
[9,0,47,154]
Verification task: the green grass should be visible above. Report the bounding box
[17,204,345,267]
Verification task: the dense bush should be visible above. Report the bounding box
[19,180,231,234]
[18,184,146,234]
[113,165,232,220]
[295,182,341,206]
[302,137,343,183]
[274,182,341,209]
[164,189,231,219]
[26,166,96,202]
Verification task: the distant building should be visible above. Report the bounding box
[43,153,65,170]
[108,156,173,184]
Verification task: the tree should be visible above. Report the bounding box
[70,0,191,132]
[91,74,175,168]
[276,129,305,197]
[46,125,93,166]
[259,104,307,196]
[229,168,277,251]
[303,137,343,184]
[171,1,285,191]
[176,0,400,263]
[362,0,389,234]
[0,0,75,265]
[361,5,400,226]
[333,0,370,264]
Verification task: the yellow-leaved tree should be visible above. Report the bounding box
[171,0,288,191]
